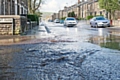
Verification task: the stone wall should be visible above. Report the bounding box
[0,15,28,35]
[112,20,120,27]
[0,24,13,35]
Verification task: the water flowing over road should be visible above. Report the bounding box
[0,21,120,80]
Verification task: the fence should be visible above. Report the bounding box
[27,21,38,30]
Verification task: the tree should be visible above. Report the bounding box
[28,0,44,14]
[68,11,76,17]
[98,0,120,20]
[35,11,43,17]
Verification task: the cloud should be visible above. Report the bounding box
[40,0,77,12]
[41,0,58,12]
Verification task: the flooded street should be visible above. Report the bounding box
[0,21,120,80]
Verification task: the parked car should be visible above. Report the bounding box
[64,17,77,27]
[60,20,64,24]
[90,16,110,28]
[48,19,53,22]
[54,19,60,23]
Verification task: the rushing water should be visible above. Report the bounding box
[0,22,120,80]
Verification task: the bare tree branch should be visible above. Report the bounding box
[28,0,42,14]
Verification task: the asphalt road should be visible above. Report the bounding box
[0,21,120,80]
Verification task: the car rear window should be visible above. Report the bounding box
[67,18,75,20]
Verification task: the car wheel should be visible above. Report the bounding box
[90,23,93,27]
[91,25,93,28]
[108,25,111,27]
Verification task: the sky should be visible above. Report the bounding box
[40,0,78,12]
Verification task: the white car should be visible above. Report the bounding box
[64,17,77,27]
[54,19,60,23]
[90,16,110,28]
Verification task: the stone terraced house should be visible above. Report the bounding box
[0,0,28,35]
[53,0,120,20]
[0,0,28,15]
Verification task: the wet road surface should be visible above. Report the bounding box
[0,21,120,80]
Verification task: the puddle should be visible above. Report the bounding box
[89,34,120,50]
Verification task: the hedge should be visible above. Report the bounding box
[61,17,66,20]
[87,15,94,20]
[86,15,104,20]
[27,14,39,25]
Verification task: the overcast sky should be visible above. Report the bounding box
[40,0,78,12]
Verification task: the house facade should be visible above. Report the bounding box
[54,0,120,20]
[0,0,28,15]
[59,10,63,19]
[0,0,28,35]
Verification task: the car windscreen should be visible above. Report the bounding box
[96,17,106,20]
[67,18,75,20]
[55,19,59,21]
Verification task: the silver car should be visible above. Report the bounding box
[64,17,77,27]
[90,16,110,28]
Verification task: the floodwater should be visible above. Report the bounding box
[89,35,120,50]
[88,27,120,51]
[0,21,120,80]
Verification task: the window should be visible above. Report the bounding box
[94,12,96,16]
[106,12,108,18]
[100,11,102,15]
[90,12,92,16]
[17,5,20,15]
[21,7,23,14]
